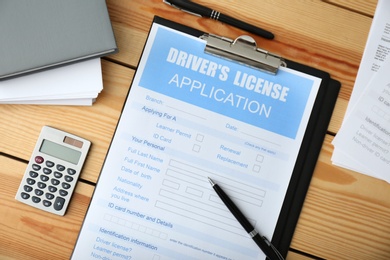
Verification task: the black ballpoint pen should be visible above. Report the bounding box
[208,177,284,260]
[163,0,274,39]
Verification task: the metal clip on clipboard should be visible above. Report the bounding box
[200,34,285,74]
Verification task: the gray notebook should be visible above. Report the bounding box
[0,0,118,80]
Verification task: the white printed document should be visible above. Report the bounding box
[346,0,390,112]
[333,61,390,181]
[332,0,390,179]
[72,22,321,260]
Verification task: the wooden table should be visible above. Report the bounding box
[1,0,389,259]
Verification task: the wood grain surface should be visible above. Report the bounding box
[1,0,389,259]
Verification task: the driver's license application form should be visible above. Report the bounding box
[72,23,321,260]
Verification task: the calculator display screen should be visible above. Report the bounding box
[39,139,81,164]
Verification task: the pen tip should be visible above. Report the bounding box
[207,177,215,186]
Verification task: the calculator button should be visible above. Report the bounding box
[43,200,52,207]
[23,185,33,192]
[46,161,55,168]
[37,182,47,189]
[56,165,65,171]
[32,196,41,203]
[64,176,73,182]
[35,156,44,164]
[67,168,76,175]
[54,172,63,178]
[46,193,55,200]
[48,186,57,193]
[54,197,65,211]
[40,175,49,182]
[51,179,60,186]
[59,190,68,197]
[21,192,30,199]
[29,171,39,178]
[26,178,36,185]
[43,168,52,174]
[35,189,44,196]
[62,183,71,189]
[32,164,41,171]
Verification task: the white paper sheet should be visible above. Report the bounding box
[0,98,95,106]
[333,61,390,182]
[0,58,102,105]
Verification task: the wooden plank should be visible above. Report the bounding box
[0,60,134,183]
[287,251,316,260]
[286,251,316,260]
[291,135,390,259]
[323,0,378,16]
[0,155,94,259]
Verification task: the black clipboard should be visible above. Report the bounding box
[72,16,341,260]
[152,16,340,257]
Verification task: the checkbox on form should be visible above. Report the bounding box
[196,133,204,142]
[192,144,201,152]
[256,154,264,163]
[253,164,261,173]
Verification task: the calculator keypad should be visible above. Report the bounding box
[15,126,91,216]
[17,156,79,215]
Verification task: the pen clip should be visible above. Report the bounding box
[163,0,202,17]
[262,236,285,260]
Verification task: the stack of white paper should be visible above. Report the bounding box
[332,0,390,182]
[0,59,103,106]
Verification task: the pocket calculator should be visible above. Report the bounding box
[15,126,91,216]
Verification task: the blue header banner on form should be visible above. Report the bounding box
[139,26,314,139]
